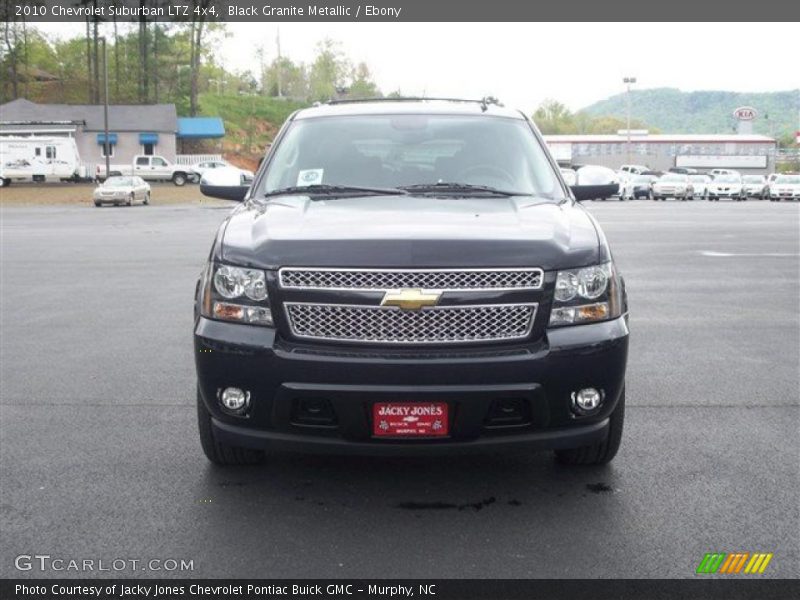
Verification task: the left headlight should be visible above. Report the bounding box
[201,263,273,326]
[549,262,623,327]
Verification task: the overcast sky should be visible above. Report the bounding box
[36,22,800,113]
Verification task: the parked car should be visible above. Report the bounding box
[769,174,800,201]
[707,173,745,201]
[190,159,254,183]
[93,175,150,207]
[96,154,192,186]
[194,98,629,467]
[766,173,780,197]
[613,172,631,200]
[709,168,740,178]
[619,164,649,175]
[742,175,769,199]
[628,174,658,199]
[652,173,693,201]
[688,174,712,200]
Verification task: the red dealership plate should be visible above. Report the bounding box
[372,402,449,437]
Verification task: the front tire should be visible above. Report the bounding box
[197,387,266,466]
[172,172,187,186]
[127,193,133,207]
[143,192,150,205]
[555,387,625,466]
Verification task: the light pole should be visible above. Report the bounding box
[623,76,637,165]
[99,36,110,180]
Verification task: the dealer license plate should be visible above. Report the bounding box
[372,402,449,437]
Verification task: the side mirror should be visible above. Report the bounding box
[200,167,251,202]
[570,184,620,201]
[570,166,620,201]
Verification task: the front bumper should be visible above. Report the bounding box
[194,316,629,455]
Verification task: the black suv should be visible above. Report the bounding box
[194,99,628,466]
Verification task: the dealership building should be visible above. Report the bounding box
[544,132,778,174]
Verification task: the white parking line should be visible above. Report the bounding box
[701,251,800,257]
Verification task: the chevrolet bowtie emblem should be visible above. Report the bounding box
[381,288,442,310]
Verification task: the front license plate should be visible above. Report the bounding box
[373,402,449,437]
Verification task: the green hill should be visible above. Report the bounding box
[582,88,799,138]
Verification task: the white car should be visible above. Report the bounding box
[93,175,150,207]
[742,175,769,199]
[769,174,800,201]
[709,168,740,178]
[652,173,693,201]
[619,164,650,175]
[190,160,253,183]
[688,174,712,200]
[707,173,745,201]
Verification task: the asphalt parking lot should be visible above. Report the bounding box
[1,200,798,579]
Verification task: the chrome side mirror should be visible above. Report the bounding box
[571,165,620,201]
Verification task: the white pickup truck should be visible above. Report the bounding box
[96,154,191,186]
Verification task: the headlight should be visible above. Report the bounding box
[202,264,273,326]
[549,262,622,327]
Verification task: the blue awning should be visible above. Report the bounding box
[96,133,118,145]
[177,117,225,139]
[139,132,159,145]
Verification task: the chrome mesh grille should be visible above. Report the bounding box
[285,302,536,344]
[279,268,543,291]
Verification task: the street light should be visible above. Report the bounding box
[99,36,110,180]
[623,76,637,165]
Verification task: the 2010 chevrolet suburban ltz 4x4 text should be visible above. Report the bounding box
[194,98,629,466]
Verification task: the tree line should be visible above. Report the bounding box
[0,3,382,115]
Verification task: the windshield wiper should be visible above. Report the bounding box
[399,182,530,197]
[261,184,407,198]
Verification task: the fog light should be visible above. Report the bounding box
[571,388,603,415]
[220,387,250,413]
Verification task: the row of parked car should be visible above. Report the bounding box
[91,158,254,206]
[560,164,800,202]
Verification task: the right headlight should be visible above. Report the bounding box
[549,262,623,327]
[200,263,273,326]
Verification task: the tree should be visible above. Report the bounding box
[308,39,349,102]
[533,99,577,134]
[348,62,380,99]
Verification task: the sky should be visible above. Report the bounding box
[35,22,800,114]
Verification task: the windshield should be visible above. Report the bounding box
[659,174,685,182]
[104,177,134,187]
[743,176,764,183]
[259,115,564,199]
[715,175,741,183]
[776,175,800,184]
[689,175,711,182]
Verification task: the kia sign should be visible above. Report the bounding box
[733,106,758,121]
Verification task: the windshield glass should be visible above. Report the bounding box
[716,175,741,183]
[104,177,134,187]
[689,175,711,182]
[259,115,564,199]
[659,174,685,182]
[743,176,764,183]
[776,175,800,184]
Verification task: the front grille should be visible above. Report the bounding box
[278,267,543,291]
[284,302,537,344]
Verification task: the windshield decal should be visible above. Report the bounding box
[297,169,324,186]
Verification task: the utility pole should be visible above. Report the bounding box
[100,36,110,180]
[623,76,637,165]
[276,27,282,98]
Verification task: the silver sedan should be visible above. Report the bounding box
[93,176,151,207]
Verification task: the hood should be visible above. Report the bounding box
[219,195,601,271]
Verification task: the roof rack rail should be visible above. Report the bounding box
[323,96,504,111]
